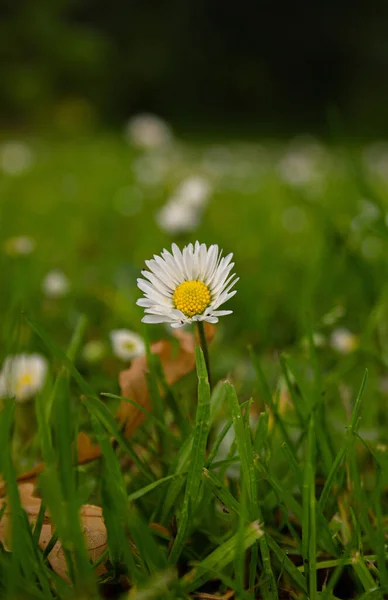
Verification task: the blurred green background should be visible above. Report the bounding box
[2,0,388,424]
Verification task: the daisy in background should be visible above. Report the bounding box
[0,354,48,402]
[156,175,212,234]
[42,270,70,298]
[124,113,173,150]
[156,199,200,235]
[110,330,145,361]
[0,141,34,175]
[137,242,238,329]
[4,236,35,256]
[330,328,359,354]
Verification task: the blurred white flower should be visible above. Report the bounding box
[156,175,212,234]
[4,236,35,256]
[278,139,326,187]
[125,114,173,150]
[174,176,212,209]
[156,199,200,234]
[42,270,70,298]
[0,141,34,175]
[110,330,145,361]
[82,340,106,363]
[0,354,48,402]
[330,328,359,354]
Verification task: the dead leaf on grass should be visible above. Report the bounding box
[118,323,215,436]
[0,483,107,581]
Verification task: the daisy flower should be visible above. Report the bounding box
[42,270,70,298]
[156,199,200,234]
[124,113,173,150]
[4,236,35,256]
[137,242,238,328]
[0,354,48,402]
[330,328,359,354]
[110,329,145,360]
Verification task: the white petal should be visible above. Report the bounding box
[137,279,168,303]
[141,270,174,294]
[137,298,158,307]
[171,243,187,279]
[142,315,170,324]
[202,316,219,324]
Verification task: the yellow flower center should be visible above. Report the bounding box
[173,280,211,317]
[16,373,33,393]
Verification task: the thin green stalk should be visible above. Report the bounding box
[196,320,212,389]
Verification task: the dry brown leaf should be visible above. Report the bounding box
[118,323,215,437]
[0,483,107,581]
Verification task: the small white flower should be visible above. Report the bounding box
[156,200,200,234]
[0,354,48,402]
[174,176,212,209]
[330,328,359,354]
[110,330,145,361]
[125,114,172,150]
[42,270,70,298]
[278,139,326,187]
[0,141,33,175]
[4,236,35,256]
[137,241,238,328]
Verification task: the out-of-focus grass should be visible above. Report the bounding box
[1,131,388,598]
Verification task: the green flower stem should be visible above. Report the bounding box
[196,321,212,389]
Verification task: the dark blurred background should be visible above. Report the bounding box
[2,0,388,136]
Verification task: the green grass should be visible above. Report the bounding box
[1,132,388,598]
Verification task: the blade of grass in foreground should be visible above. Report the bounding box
[101,392,180,445]
[128,568,177,600]
[226,381,278,599]
[302,415,317,600]
[182,521,263,593]
[250,348,294,450]
[0,402,54,599]
[319,369,368,511]
[91,415,142,581]
[168,346,211,564]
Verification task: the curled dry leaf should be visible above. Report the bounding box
[0,483,107,581]
[118,323,215,436]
